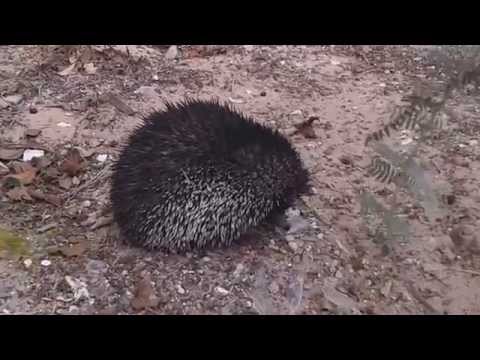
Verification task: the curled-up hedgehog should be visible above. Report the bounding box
[110,99,310,252]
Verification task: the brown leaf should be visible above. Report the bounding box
[6,186,33,202]
[7,163,37,185]
[293,116,318,139]
[58,242,87,258]
[131,274,160,310]
[0,148,23,161]
[27,189,62,207]
[61,148,87,177]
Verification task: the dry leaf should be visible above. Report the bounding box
[27,189,62,207]
[0,148,24,161]
[6,186,33,202]
[7,163,37,185]
[58,242,87,257]
[131,274,159,310]
[293,116,318,139]
[61,148,86,177]
[58,63,76,76]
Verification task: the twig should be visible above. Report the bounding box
[447,267,480,277]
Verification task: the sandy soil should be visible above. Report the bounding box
[0,45,479,315]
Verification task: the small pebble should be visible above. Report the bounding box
[215,286,229,296]
[29,106,38,114]
[57,122,72,128]
[41,259,51,267]
[23,259,32,269]
[165,45,178,60]
[176,284,186,295]
[96,154,108,163]
[288,241,299,252]
[82,200,92,208]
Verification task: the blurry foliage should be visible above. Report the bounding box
[361,46,480,250]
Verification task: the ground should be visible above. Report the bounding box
[0,45,479,315]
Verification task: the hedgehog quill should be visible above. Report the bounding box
[110,99,310,252]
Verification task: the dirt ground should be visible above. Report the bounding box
[0,45,479,315]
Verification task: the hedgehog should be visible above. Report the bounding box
[110,99,310,252]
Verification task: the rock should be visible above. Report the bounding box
[40,259,51,267]
[96,154,108,163]
[84,63,97,74]
[288,241,299,252]
[23,259,32,269]
[165,45,179,60]
[4,94,23,105]
[450,225,480,254]
[215,286,229,296]
[22,149,44,162]
[469,139,478,146]
[86,259,108,275]
[176,284,186,295]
